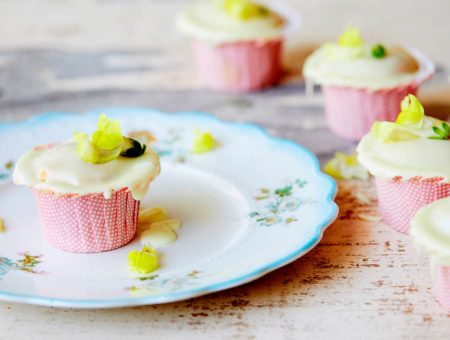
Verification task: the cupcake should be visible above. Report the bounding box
[303,26,434,140]
[13,114,161,253]
[176,0,299,92]
[410,198,450,310]
[357,95,450,234]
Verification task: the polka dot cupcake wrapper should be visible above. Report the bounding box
[433,265,450,310]
[375,177,450,234]
[322,83,419,141]
[34,188,139,253]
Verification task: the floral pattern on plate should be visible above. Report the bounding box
[249,179,311,226]
[0,252,44,280]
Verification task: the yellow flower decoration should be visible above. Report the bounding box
[128,246,159,275]
[323,152,369,180]
[371,121,420,143]
[396,94,424,128]
[338,26,364,48]
[223,0,270,21]
[74,114,123,164]
[191,131,218,154]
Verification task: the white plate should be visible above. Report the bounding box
[0,108,337,308]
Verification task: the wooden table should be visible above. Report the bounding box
[1,1,450,338]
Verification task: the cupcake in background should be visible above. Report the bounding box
[13,114,161,253]
[176,0,300,92]
[357,95,450,234]
[303,26,434,140]
[410,198,450,310]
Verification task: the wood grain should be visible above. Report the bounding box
[1,1,450,338]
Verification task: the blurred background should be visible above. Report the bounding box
[0,0,449,156]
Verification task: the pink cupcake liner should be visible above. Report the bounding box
[193,39,283,92]
[375,177,450,234]
[322,48,434,141]
[34,188,139,253]
[323,83,419,141]
[433,265,450,310]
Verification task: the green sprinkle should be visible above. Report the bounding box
[371,44,386,58]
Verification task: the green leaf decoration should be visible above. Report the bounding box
[429,122,450,140]
[275,185,293,197]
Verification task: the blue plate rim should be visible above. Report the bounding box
[0,108,338,308]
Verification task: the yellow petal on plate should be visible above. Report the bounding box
[139,206,170,224]
[191,131,218,154]
[323,152,369,180]
[152,219,182,232]
[127,246,159,274]
[0,218,5,233]
[140,223,177,248]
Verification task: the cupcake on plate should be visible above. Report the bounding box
[13,114,161,253]
[411,198,450,310]
[303,26,434,140]
[357,95,450,234]
[176,0,299,92]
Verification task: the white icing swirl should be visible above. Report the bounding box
[176,0,285,44]
[13,141,160,200]
[303,44,422,90]
[357,117,450,181]
[410,198,450,265]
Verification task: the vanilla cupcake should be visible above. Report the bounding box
[411,198,450,310]
[303,26,434,140]
[357,95,450,234]
[176,0,299,92]
[13,114,161,253]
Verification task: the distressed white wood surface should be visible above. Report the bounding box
[1,1,450,339]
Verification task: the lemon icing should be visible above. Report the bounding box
[176,0,285,44]
[357,95,450,181]
[13,141,160,200]
[303,27,422,90]
[410,198,450,266]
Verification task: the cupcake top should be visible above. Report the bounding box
[357,95,450,181]
[176,0,285,44]
[410,197,450,265]
[303,26,420,90]
[13,114,160,200]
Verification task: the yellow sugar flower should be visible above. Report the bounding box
[338,25,364,48]
[323,152,369,180]
[371,121,420,143]
[396,94,424,127]
[191,131,218,154]
[223,0,270,21]
[128,246,159,275]
[74,114,123,164]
